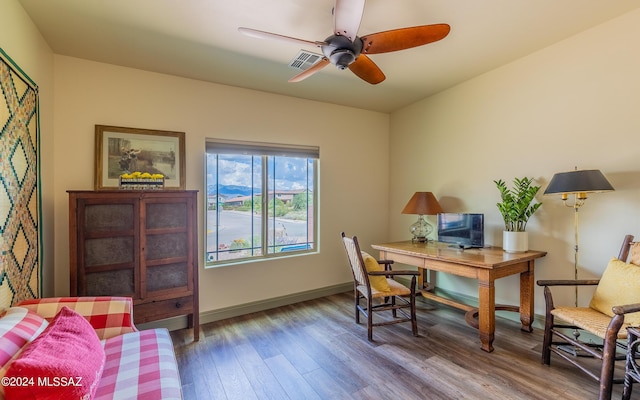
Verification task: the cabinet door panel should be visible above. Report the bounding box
[146,262,188,291]
[146,232,187,260]
[86,269,135,296]
[85,237,134,266]
[146,202,187,229]
[85,204,134,231]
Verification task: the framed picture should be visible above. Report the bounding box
[94,125,185,190]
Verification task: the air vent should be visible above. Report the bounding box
[288,50,323,71]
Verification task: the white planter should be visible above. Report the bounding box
[503,231,528,253]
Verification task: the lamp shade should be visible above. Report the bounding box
[401,192,444,215]
[544,169,614,195]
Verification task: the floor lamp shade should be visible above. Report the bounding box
[544,169,614,195]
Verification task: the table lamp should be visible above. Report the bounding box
[401,192,444,242]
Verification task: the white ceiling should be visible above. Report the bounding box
[18,0,640,113]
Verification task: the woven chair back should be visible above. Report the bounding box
[341,234,368,288]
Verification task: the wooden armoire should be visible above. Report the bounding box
[68,190,199,340]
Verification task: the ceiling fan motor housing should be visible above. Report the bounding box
[322,34,363,70]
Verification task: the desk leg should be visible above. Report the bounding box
[478,272,495,353]
[417,268,425,290]
[519,260,535,332]
[427,269,436,291]
[419,269,437,292]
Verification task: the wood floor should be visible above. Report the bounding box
[170,292,633,399]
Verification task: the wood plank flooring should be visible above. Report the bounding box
[170,292,633,399]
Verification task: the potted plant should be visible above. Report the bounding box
[494,177,542,253]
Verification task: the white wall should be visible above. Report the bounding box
[389,9,640,315]
[1,0,55,297]
[51,57,390,313]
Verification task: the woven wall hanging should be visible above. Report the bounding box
[0,48,41,309]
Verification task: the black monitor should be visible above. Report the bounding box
[437,213,484,249]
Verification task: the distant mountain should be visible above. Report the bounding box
[207,184,258,198]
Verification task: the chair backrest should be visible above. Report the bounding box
[340,232,369,288]
[618,234,640,265]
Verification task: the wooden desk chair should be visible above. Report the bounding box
[537,234,640,400]
[340,232,419,341]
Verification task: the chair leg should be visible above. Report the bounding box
[622,376,633,400]
[354,290,360,324]
[410,291,418,336]
[542,313,554,365]
[623,330,640,400]
[392,296,397,318]
[599,314,626,400]
[367,297,373,341]
[599,335,618,400]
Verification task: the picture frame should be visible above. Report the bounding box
[94,125,186,190]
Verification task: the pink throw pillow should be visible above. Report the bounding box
[3,306,106,400]
[0,307,49,398]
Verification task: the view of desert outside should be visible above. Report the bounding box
[206,154,315,262]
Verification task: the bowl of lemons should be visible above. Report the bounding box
[119,171,165,190]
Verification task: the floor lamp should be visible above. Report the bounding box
[544,168,614,353]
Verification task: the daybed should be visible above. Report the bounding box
[0,296,182,399]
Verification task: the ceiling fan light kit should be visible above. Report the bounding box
[323,35,362,70]
[239,0,450,84]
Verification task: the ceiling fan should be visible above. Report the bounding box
[238,0,450,84]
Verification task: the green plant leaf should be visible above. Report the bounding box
[494,177,542,232]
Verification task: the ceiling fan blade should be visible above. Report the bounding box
[288,58,331,83]
[348,54,385,85]
[333,0,365,42]
[361,24,451,54]
[238,27,326,48]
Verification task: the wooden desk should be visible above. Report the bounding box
[372,241,546,352]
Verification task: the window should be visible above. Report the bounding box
[205,139,319,265]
